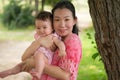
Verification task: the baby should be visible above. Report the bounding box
[0,11,66,80]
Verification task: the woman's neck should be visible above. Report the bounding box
[62,33,72,41]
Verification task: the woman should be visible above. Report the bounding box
[22,1,82,80]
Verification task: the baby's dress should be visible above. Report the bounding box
[34,33,60,64]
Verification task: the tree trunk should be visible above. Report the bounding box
[88,0,120,80]
[35,0,39,15]
[41,0,45,11]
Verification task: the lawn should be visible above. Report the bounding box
[0,23,34,41]
[0,23,107,80]
[78,27,107,80]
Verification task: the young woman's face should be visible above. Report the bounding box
[35,19,53,37]
[53,8,77,37]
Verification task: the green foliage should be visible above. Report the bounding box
[16,6,34,28]
[92,52,99,59]
[2,1,21,26]
[45,0,72,7]
[85,27,101,60]
[1,0,34,29]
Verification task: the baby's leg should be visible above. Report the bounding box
[33,50,48,79]
[0,63,22,78]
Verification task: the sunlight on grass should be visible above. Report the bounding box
[0,23,34,41]
[0,30,34,41]
[89,65,97,69]
[0,30,32,40]
[78,27,107,80]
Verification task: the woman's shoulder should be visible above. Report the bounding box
[70,33,79,39]
[65,33,80,42]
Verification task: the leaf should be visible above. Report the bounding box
[92,52,99,60]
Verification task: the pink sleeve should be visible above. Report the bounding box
[58,34,82,80]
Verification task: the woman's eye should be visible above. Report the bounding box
[65,19,69,21]
[37,28,40,29]
[54,19,59,21]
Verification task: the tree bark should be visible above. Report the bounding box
[88,0,120,80]
[41,0,45,11]
[35,0,39,15]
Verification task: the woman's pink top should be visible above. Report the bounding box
[33,33,82,80]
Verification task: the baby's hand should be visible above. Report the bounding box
[58,50,66,57]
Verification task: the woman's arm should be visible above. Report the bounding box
[22,57,70,79]
[44,64,70,80]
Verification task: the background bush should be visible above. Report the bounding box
[1,0,34,29]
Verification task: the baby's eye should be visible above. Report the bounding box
[37,27,40,29]
[43,26,47,29]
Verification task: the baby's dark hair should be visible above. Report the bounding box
[35,11,53,23]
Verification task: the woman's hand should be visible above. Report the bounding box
[22,56,35,72]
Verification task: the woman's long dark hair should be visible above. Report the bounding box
[52,0,79,35]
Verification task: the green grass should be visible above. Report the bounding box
[0,23,34,41]
[77,27,107,80]
[0,23,107,80]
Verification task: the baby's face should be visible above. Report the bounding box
[35,19,53,37]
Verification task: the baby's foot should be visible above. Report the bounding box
[0,71,9,78]
[32,77,38,80]
[0,68,14,78]
[30,69,41,80]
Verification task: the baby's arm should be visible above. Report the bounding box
[53,36,66,57]
[22,35,54,61]
[22,40,40,61]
